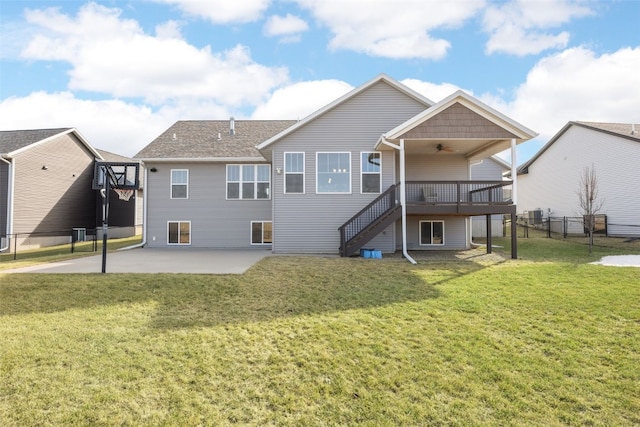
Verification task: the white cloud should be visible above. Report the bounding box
[294,0,484,59]
[507,47,640,140]
[149,0,271,24]
[482,46,640,162]
[0,92,176,157]
[483,0,593,55]
[19,3,289,106]
[400,79,470,103]
[251,80,354,120]
[264,13,309,42]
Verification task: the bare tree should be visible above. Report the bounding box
[577,164,605,253]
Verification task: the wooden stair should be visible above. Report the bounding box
[339,185,400,257]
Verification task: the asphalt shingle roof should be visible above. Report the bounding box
[134,120,297,160]
[0,128,72,155]
[574,121,640,141]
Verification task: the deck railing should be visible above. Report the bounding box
[339,184,398,255]
[338,181,513,256]
[406,181,512,205]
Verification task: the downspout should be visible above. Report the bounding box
[119,163,147,251]
[379,136,417,265]
[0,157,13,252]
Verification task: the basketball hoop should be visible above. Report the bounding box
[114,188,134,201]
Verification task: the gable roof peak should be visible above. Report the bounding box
[256,74,434,150]
[0,127,101,159]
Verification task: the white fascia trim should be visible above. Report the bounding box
[257,74,434,151]
[137,157,268,163]
[8,128,104,159]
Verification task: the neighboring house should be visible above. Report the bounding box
[95,149,144,238]
[0,128,101,251]
[470,156,512,238]
[517,121,640,236]
[135,74,536,260]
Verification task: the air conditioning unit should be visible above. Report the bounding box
[528,209,543,225]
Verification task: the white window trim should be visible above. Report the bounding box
[316,152,352,194]
[250,221,273,245]
[360,151,382,194]
[167,220,191,245]
[419,220,445,246]
[284,152,305,194]
[226,164,271,200]
[170,169,189,199]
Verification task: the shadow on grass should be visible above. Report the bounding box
[0,254,493,329]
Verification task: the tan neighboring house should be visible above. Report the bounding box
[1,128,102,252]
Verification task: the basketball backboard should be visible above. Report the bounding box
[92,162,140,190]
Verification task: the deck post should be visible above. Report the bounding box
[486,214,492,254]
[511,211,517,259]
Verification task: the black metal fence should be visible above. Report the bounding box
[0,225,140,261]
[508,215,640,242]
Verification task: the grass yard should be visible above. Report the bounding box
[1,239,639,426]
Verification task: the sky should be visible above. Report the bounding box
[1,0,639,164]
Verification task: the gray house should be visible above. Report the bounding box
[136,75,536,260]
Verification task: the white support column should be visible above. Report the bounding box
[511,138,517,205]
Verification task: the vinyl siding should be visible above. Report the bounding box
[269,80,427,254]
[518,126,640,236]
[11,133,96,234]
[470,158,507,237]
[404,153,469,180]
[145,162,272,248]
[402,216,468,250]
[0,161,8,238]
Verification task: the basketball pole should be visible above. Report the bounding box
[101,167,110,273]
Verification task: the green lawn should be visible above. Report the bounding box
[1,239,639,426]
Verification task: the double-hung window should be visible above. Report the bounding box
[361,152,381,193]
[316,152,351,193]
[420,220,445,245]
[171,169,188,199]
[227,164,270,199]
[284,152,304,193]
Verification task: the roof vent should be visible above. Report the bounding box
[217,132,221,140]
[632,124,637,135]
[172,133,177,140]
[230,116,235,136]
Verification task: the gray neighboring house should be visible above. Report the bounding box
[136,74,537,259]
[517,121,640,236]
[0,128,101,252]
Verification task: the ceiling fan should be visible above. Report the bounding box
[435,143,455,153]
